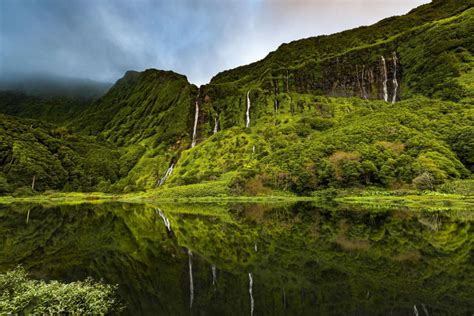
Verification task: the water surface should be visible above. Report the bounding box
[0,202,472,315]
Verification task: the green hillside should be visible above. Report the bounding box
[0,0,472,196]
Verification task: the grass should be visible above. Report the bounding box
[0,186,472,211]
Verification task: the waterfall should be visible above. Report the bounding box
[381,56,388,102]
[156,208,171,232]
[252,145,256,154]
[391,52,399,104]
[254,242,258,252]
[413,305,419,316]
[191,100,199,148]
[213,117,219,134]
[157,163,174,187]
[188,249,194,308]
[212,265,217,286]
[249,272,254,316]
[246,91,251,128]
[421,304,429,316]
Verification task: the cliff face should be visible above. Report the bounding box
[269,51,401,102]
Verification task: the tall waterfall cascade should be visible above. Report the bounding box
[381,56,388,102]
[391,52,399,104]
[156,208,171,232]
[188,249,194,307]
[157,163,174,187]
[249,272,254,316]
[246,91,251,128]
[191,100,199,148]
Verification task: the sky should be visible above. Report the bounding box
[0,0,429,85]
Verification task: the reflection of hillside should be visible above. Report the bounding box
[0,202,472,315]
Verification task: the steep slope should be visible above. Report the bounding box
[73,69,198,147]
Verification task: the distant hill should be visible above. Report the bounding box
[0,73,112,99]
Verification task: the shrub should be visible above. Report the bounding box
[412,172,435,191]
[0,267,123,314]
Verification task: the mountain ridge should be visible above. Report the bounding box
[0,0,472,195]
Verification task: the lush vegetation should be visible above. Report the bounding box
[0,0,472,197]
[0,267,122,314]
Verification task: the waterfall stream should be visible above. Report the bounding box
[188,249,194,308]
[212,265,217,286]
[191,100,199,148]
[246,90,251,128]
[157,163,174,187]
[391,52,399,104]
[249,272,254,316]
[213,117,219,134]
[156,208,171,232]
[381,56,388,102]
[414,305,419,316]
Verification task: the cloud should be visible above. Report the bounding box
[0,0,429,85]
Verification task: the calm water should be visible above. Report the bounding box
[0,202,473,315]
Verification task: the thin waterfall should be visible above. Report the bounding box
[212,265,217,286]
[157,163,174,187]
[254,242,258,252]
[381,56,388,102]
[246,91,251,128]
[391,52,399,104]
[252,145,256,154]
[188,249,194,308]
[413,305,419,316]
[191,100,199,148]
[421,304,429,316]
[156,208,171,232]
[213,117,219,134]
[249,273,254,316]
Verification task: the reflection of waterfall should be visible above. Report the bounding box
[157,163,174,187]
[156,208,171,232]
[188,250,194,308]
[392,52,399,104]
[381,56,388,102]
[26,208,30,225]
[213,117,219,134]
[246,91,251,128]
[282,288,287,309]
[212,265,217,286]
[191,100,199,148]
[249,273,254,316]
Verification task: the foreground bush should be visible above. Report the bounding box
[0,267,123,314]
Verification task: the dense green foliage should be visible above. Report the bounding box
[0,267,122,314]
[0,0,472,196]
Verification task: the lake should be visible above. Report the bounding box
[0,202,472,315]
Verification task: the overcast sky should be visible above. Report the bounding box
[0,0,429,85]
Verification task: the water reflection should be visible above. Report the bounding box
[0,202,472,315]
